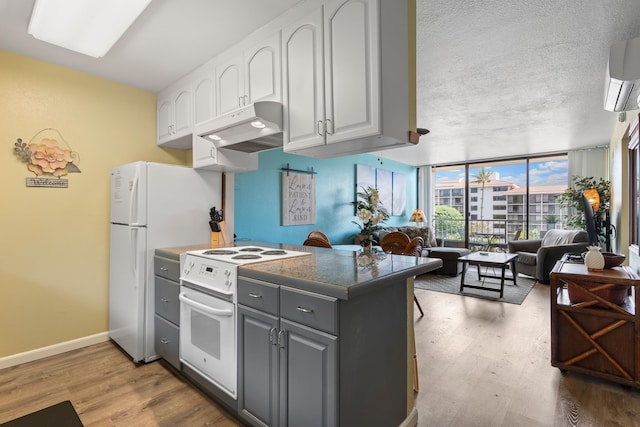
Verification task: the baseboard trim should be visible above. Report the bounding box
[399,406,419,427]
[0,332,110,370]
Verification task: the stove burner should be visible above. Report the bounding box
[203,249,238,255]
[232,254,262,260]
[261,250,288,256]
[239,247,264,252]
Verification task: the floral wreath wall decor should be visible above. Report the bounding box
[13,128,81,188]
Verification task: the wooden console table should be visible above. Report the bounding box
[550,257,640,388]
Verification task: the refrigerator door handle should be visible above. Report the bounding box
[130,228,138,285]
[129,172,140,226]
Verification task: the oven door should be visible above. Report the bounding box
[179,285,236,399]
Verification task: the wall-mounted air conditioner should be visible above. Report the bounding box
[604,37,640,112]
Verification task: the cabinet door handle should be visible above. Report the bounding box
[161,297,169,303]
[243,95,248,105]
[160,266,168,271]
[326,118,334,135]
[238,96,243,107]
[269,327,277,345]
[248,293,262,299]
[296,306,314,314]
[317,120,324,136]
[277,330,286,348]
[160,338,169,344]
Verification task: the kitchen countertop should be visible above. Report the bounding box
[155,241,442,300]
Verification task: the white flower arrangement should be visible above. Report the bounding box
[352,186,390,248]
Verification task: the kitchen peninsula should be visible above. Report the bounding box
[155,243,441,427]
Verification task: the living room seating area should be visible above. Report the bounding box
[374,226,470,276]
[507,229,589,283]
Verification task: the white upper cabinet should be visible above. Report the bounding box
[157,78,193,148]
[283,0,414,158]
[216,32,282,116]
[324,0,379,144]
[192,135,258,172]
[216,55,244,116]
[192,60,216,126]
[281,8,325,150]
[245,32,281,105]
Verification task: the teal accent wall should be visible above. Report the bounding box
[234,148,418,245]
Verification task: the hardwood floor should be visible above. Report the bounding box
[0,343,241,426]
[413,281,640,427]
[1,282,639,426]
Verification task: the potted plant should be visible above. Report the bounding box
[352,186,390,252]
[558,175,611,247]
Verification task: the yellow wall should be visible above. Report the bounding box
[0,51,189,357]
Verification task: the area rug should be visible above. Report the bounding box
[1,401,83,427]
[415,269,536,305]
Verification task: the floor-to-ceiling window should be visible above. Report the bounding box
[432,155,568,250]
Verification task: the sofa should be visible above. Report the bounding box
[507,229,589,284]
[373,226,469,276]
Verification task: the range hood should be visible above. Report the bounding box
[194,101,283,153]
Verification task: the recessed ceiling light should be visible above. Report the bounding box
[28,0,152,58]
[208,135,222,141]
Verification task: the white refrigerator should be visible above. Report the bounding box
[109,161,222,362]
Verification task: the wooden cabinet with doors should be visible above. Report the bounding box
[237,278,337,427]
[281,0,415,158]
[192,138,258,172]
[153,254,181,369]
[157,78,192,148]
[237,273,410,427]
[215,32,282,116]
[550,258,640,388]
[192,60,216,127]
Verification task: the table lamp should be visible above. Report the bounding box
[410,209,425,225]
[583,188,600,212]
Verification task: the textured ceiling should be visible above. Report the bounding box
[383,0,640,166]
[2,0,640,166]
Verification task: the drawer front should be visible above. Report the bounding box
[155,276,180,324]
[155,314,180,369]
[238,277,279,315]
[154,256,180,282]
[280,287,337,335]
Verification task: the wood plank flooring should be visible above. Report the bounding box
[1,281,640,426]
[0,343,240,426]
[413,281,640,427]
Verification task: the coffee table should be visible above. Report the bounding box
[458,252,518,298]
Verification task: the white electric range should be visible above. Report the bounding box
[178,245,312,400]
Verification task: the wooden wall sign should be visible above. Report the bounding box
[282,171,316,226]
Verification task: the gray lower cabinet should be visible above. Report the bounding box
[154,255,181,369]
[238,277,338,427]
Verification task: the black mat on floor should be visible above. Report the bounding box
[415,269,536,305]
[1,401,83,427]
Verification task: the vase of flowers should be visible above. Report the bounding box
[353,186,390,253]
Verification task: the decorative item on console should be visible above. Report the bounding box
[352,186,390,253]
[584,245,605,271]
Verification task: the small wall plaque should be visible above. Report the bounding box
[26,178,68,188]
